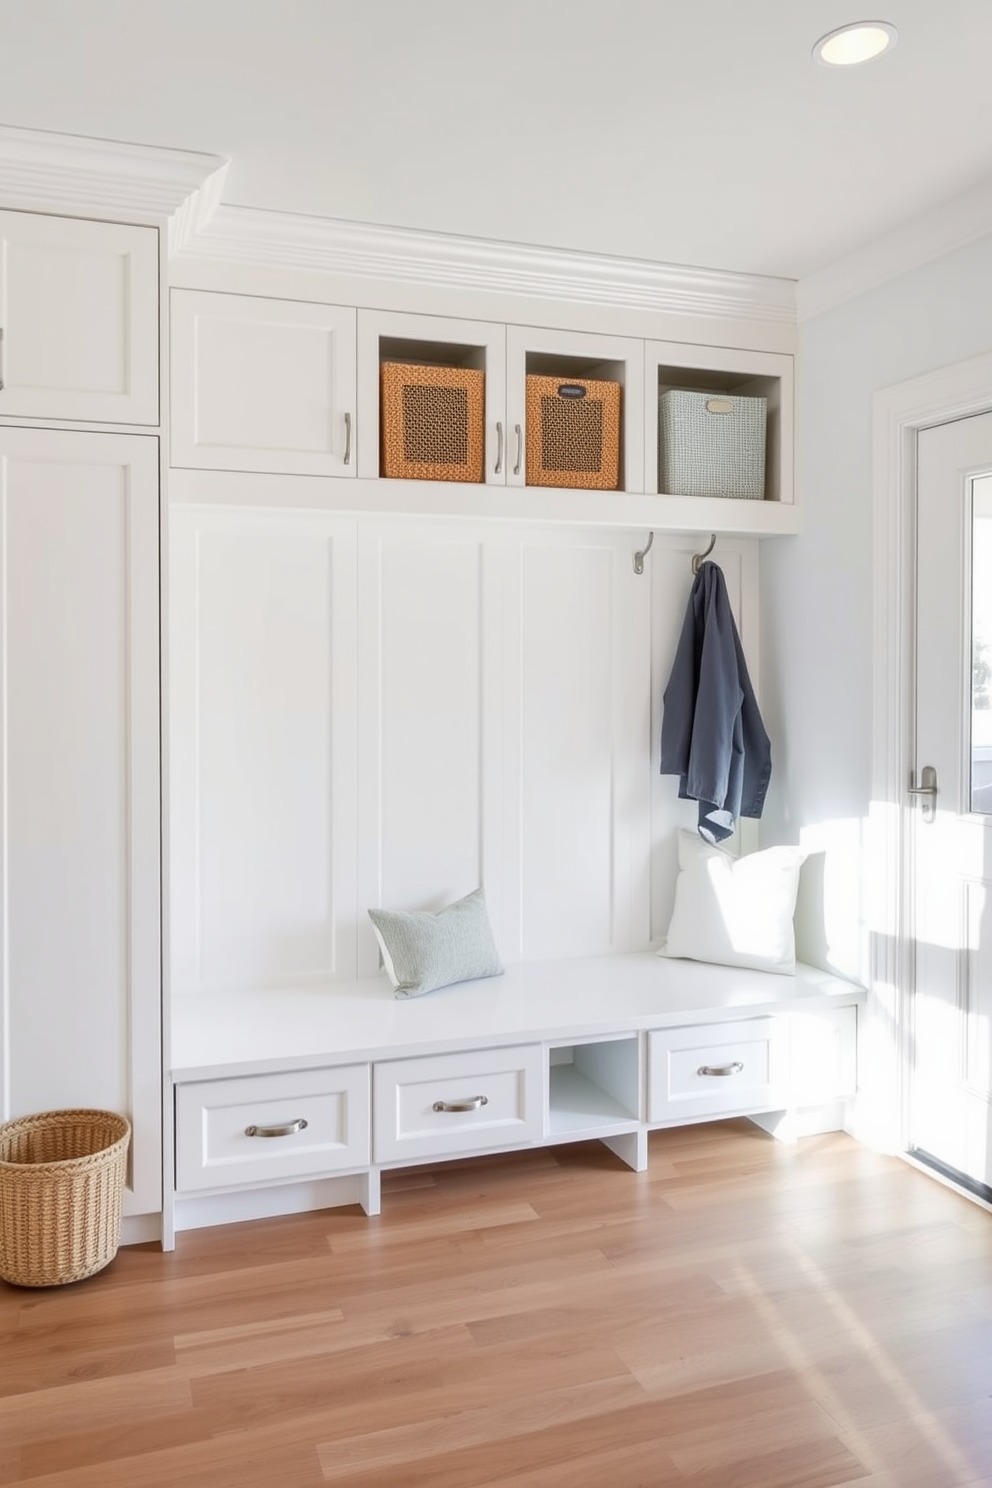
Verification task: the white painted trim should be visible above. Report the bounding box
[0,123,227,233]
[799,180,992,322]
[179,204,799,324]
[866,351,992,1156]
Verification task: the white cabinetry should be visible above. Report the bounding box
[170,289,356,475]
[0,210,158,425]
[169,956,864,1235]
[0,427,161,1217]
[357,309,644,491]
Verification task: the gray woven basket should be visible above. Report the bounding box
[0,1108,130,1287]
[659,389,766,499]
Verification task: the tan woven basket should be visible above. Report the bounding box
[0,1108,131,1287]
[525,375,621,490]
[380,362,485,482]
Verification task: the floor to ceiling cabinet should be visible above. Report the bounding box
[0,426,162,1218]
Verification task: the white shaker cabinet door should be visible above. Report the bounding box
[0,427,161,1217]
[170,289,356,476]
[0,210,159,424]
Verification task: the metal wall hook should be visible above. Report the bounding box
[633,531,654,575]
[691,534,717,574]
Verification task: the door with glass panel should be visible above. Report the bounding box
[911,411,992,1196]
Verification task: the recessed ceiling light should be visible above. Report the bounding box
[813,20,898,66]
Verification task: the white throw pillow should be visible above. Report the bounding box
[659,830,805,975]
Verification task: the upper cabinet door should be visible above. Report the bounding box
[357,308,507,484]
[170,290,356,476]
[0,210,159,425]
[505,325,645,494]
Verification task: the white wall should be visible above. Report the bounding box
[761,231,992,981]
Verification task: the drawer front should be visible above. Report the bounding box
[374,1045,544,1164]
[648,1018,787,1123]
[176,1065,371,1192]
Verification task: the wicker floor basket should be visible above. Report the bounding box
[0,1108,131,1287]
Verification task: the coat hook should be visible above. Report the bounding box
[633,531,654,575]
[691,534,717,575]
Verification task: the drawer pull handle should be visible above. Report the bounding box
[495,420,504,474]
[698,1062,744,1078]
[245,1118,309,1138]
[513,423,523,477]
[432,1095,489,1113]
[343,411,352,466]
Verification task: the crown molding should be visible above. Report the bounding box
[177,204,799,324]
[0,124,228,234]
[798,178,992,322]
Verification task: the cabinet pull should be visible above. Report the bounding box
[343,411,352,466]
[513,423,523,476]
[245,1118,309,1138]
[494,420,504,475]
[697,1062,744,1078]
[432,1095,489,1113]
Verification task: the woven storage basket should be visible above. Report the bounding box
[659,389,767,500]
[525,375,620,490]
[381,362,485,482]
[0,1108,131,1287]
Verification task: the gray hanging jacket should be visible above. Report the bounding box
[660,560,771,843]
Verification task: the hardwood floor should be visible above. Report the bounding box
[2,1121,992,1487]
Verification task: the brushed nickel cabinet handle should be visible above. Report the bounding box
[495,420,504,475]
[513,423,523,477]
[245,1118,309,1138]
[697,1062,744,1078]
[343,411,352,465]
[432,1095,489,1113]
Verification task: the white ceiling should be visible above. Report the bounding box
[2,0,991,283]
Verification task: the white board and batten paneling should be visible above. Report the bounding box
[169,506,359,991]
[0,426,161,1215]
[0,210,159,425]
[170,503,727,994]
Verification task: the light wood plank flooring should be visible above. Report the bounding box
[2,1121,992,1486]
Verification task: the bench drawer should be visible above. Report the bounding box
[176,1065,371,1192]
[648,1018,788,1124]
[374,1045,544,1164]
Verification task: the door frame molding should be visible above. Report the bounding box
[870,351,992,1154]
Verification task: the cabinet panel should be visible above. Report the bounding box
[170,290,356,475]
[0,428,161,1215]
[357,521,496,972]
[0,210,158,424]
[500,529,651,960]
[374,1045,544,1163]
[176,1065,371,1191]
[169,507,359,990]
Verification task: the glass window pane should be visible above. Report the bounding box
[973,474,992,814]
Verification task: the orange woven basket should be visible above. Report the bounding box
[525,375,621,490]
[380,362,485,482]
[0,1108,131,1287]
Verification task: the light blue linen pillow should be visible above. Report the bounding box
[368,888,504,998]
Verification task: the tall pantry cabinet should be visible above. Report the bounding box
[0,209,162,1222]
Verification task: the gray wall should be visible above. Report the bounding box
[761,232,992,979]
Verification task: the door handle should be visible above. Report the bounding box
[908,764,937,822]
